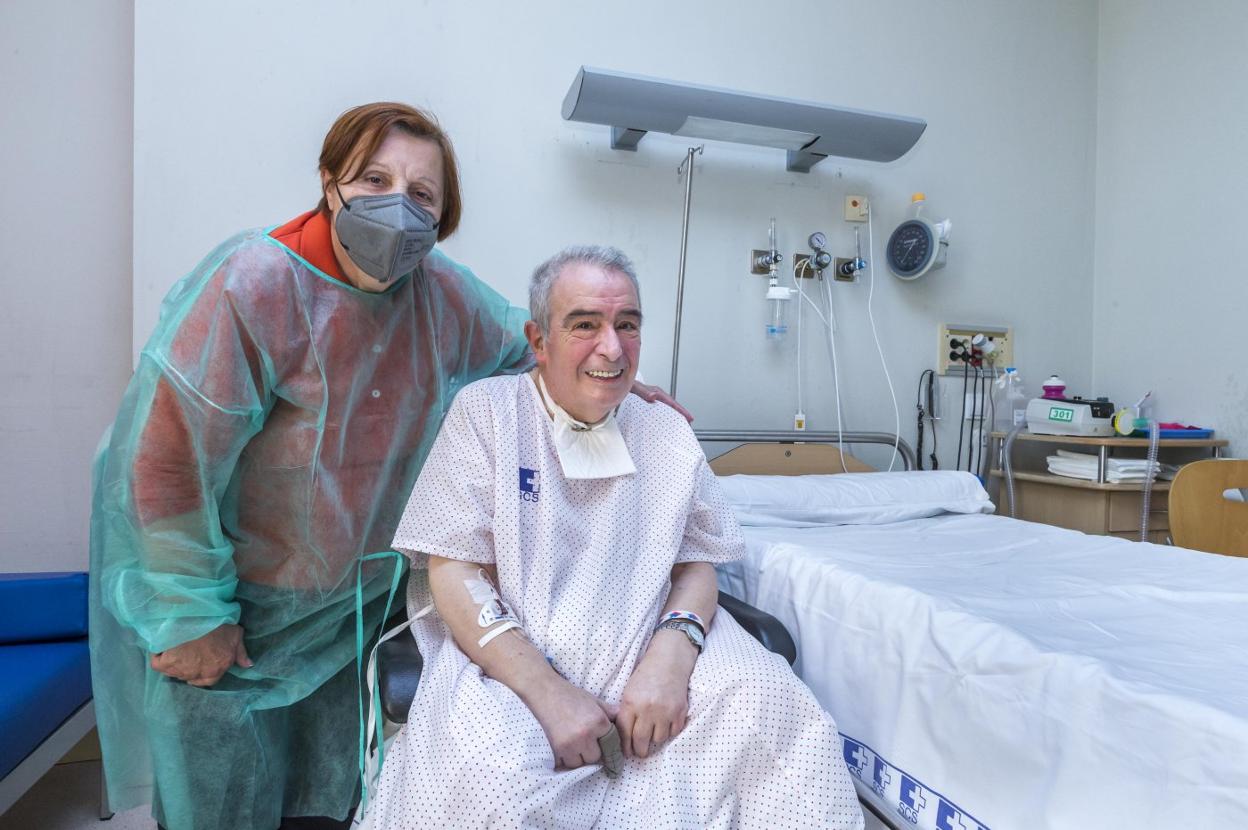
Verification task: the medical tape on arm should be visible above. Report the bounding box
[477,619,522,649]
[465,569,526,649]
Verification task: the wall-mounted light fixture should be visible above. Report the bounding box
[561,66,926,172]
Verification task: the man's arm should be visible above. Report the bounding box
[427,555,616,769]
[616,561,718,758]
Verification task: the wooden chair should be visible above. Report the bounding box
[1168,459,1248,557]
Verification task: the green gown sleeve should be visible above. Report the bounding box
[95,256,270,654]
[426,250,535,384]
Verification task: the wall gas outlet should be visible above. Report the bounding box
[750,249,780,275]
[939,323,1013,375]
[844,195,869,222]
[832,257,858,282]
[792,254,818,278]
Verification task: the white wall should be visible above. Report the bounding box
[6,2,1238,573]
[0,0,133,572]
[1094,0,1248,455]
[133,0,1099,471]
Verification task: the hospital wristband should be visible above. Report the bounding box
[657,610,705,636]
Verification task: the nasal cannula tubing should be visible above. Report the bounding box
[793,255,848,472]
[818,262,849,471]
[795,258,804,418]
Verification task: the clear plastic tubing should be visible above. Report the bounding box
[1141,420,1160,542]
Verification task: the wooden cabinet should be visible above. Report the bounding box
[989,432,1227,542]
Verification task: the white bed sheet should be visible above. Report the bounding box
[717,512,1248,829]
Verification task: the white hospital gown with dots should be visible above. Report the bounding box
[364,373,864,829]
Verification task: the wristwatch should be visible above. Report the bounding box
[656,619,704,653]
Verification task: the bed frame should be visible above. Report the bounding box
[696,430,915,475]
[698,429,912,830]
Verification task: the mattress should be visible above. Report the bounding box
[717,512,1248,829]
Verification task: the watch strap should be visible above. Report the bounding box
[656,619,704,653]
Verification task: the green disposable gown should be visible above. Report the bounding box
[88,226,531,829]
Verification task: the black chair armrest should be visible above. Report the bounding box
[378,634,423,725]
[377,591,797,724]
[718,591,797,666]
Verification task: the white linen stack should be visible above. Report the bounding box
[1045,449,1178,483]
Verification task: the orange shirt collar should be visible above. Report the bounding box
[269,209,347,283]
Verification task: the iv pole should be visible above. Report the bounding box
[669,145,703,398]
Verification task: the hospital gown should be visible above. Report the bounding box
[365,374,864,829]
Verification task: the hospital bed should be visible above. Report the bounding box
[705,432,1248,829]
[374,431,1248,827]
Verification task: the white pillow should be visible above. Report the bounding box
[718,470,994,527]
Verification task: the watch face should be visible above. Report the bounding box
[661,620,704,650]
[887,220,934,277]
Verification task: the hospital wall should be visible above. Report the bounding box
[1093,0,1247,456]
[0,0,134,572]
[131,0,1099,473]
[3,1,1144,573]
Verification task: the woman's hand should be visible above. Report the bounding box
[525,676,618,770]
[616,630,697,759]
[150,623,253,687]
[630,380,693,423]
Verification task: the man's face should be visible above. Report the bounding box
[525,263,641,424]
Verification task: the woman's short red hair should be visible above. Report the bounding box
[317,102,463,241]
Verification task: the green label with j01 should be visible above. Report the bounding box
[1049,406,1075,423]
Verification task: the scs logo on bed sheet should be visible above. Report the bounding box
[843,737,988,830]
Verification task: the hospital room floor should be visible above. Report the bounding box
[1,761,890,829]
[1,761,150,830]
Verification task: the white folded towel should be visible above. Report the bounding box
[1045,451,1178,483]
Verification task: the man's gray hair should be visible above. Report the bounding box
[529,245,641,334]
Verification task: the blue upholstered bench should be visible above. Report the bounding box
[0,572,105,817]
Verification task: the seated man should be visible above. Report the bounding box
[363,246,864,829]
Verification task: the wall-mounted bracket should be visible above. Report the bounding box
[786,149,826,173]
[610,126,646,151]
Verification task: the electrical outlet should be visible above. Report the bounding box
[939,323,1013,375]
[844,194,869,222]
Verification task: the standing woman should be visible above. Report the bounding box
[89,102,679,830]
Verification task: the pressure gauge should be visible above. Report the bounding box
[886,219,942,280]
[808,231,828,251]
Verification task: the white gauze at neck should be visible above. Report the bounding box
[536,373,636,480]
